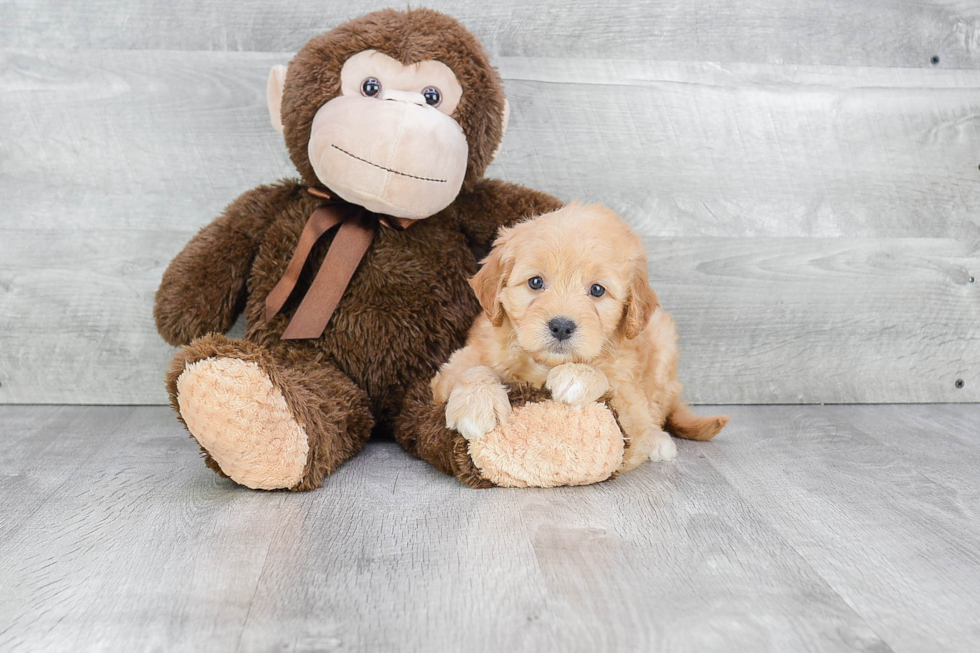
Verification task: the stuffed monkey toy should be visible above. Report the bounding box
[155,8,626,490]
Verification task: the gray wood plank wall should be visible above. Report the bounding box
[1,2,978,404]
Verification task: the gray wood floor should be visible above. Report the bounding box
[1,404,978,652]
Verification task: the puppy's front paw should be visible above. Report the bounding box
[445,381,511,440]
[546,363,610,407]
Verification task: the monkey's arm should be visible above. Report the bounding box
[455,179,563,251]
[154,181,300,346]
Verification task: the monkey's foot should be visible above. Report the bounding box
[175,355,309,490]
[467,395,624,488]
[396,381,626,489]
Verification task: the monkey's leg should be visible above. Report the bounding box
[393,380,626,488]
[166,334,373,491]
[392,378,495,488]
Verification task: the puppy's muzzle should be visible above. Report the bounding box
[548,317,577,342]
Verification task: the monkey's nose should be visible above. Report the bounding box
[382,89,427,106]
[548,317,576,341]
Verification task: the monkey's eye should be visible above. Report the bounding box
[422,86,442,107]
[590,284,606,298]
[361,78,382,98]
[528,276,544,290]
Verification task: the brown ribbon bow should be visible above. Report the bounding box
[265,188,414,340]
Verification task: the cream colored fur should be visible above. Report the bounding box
[267,64,287,134]
[176,357,309,490]
[546,363,610,406]
[307,94,468,219]
[468,401,623,488]
[434,202,701,473]
[488,98,510,162]
[444,365,511,440]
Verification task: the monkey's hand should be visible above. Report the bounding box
[154,184,291,346]
[546,363,610,408]
[444,366,511,440]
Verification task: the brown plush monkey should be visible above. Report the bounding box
[155,8,624,491]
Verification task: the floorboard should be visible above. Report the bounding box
[705,406,980,653]
[0,404,978,652]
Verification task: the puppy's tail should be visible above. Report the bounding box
[665,401,729,441]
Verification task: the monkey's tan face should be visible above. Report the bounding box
[308,50,469,220]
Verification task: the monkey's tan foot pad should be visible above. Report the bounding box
[467,400,624,488]
[176,356,309,490]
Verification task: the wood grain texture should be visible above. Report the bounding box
[707,405,980,652]
[0,407,290,652]
[829,405,980,504]
[0,49,294,235]
[1,231,976,404]
[648,236,980,404]
[3,21,979,405]
[2,405,979,652]
[0,230,178,404]
[498,58,980,239]
[0,407,130,545]
[1,0,978,69]
[3,50,979,238]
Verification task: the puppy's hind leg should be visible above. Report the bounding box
[665,400,729,441]
[622,428,677,471]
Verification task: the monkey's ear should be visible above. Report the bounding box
[488,98,510,163]
[267,65,288,135]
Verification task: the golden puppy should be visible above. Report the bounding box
[432,202,728,470]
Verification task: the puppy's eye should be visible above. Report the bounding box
[590,284,606,298]
[528,276,544,290]
[361,78,382,97]
[422,86,442,107]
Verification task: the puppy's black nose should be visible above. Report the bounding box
[548,317,576,341]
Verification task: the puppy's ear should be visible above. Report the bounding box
[469,232,513,326]
[623,255,659,339]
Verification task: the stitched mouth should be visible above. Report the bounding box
[331,145,447,183]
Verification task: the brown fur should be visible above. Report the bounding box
[155,9,559,490]
[432,203,728,470]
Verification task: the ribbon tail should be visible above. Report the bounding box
[265,207,344,323]
[281,216,376,340]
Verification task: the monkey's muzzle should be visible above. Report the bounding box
[308,95,468,220]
